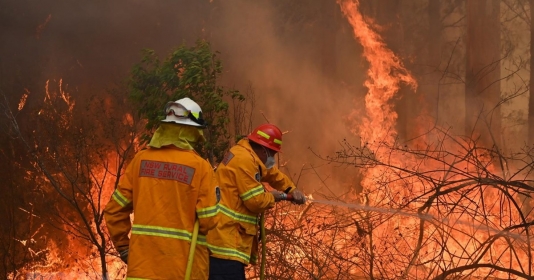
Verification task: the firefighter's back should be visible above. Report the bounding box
[127,146,212,280]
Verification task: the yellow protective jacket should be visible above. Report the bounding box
[104,146,219,280]
[207,138,295,265]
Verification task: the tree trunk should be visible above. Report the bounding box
[529,0,534,147]
[319,0,338,81]
[409,0,443,139]
[100,245,108,280]
[425,0,441,122]
[465,0,501,148]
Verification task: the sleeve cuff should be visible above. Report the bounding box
[284,186,295,194]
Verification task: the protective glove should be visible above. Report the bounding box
[119,248,129,264]
[269,190,286,202]
[290,189,306,205]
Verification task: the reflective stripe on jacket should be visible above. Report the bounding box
[207,139,295,265]
[104,146,219,280]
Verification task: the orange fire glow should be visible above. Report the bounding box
[244,1,533,278]
[334,0,530,279]
[9,80,127,280]
[339,0,417,145]
[9,2,533,279]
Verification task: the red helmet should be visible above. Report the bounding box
[248,124,283,152]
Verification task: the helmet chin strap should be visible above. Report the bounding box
[187,111,206,127]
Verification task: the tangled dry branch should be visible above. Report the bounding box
[253,128,534,279]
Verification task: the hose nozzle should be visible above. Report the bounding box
[285,193,307,203]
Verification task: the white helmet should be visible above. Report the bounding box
[161,97,206,127]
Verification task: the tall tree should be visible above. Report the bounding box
[530,0,534,146]
[465,0,501,147]
[319,0,339,81]
[423,0,443,127]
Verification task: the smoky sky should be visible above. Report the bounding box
[1,0,370,191]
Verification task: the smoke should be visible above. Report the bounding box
[1,0,369,193]
[4,1,528,171]
[208,1,366,191]
[4,1,534,278]
[0,0,209,86]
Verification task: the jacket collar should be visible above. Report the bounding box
[238,138,267,171]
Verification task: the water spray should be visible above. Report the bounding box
[259,193,529,279]
[283,194,529,241]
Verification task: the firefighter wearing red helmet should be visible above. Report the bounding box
[104,97,219,280]
[207,123,305,280]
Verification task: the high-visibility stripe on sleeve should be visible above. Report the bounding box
[112,189,131,207]
[197,205,219,218]
[218,204,257,225]
[240,185,264,201]
[197,234,207,246]
[208,244,251,264]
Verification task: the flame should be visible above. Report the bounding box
[340,0,416,144]
[11,185,126,278]
[9,3,531,278]
[333,0,530,279]
[10,80,128,279]
[18,88,30,111]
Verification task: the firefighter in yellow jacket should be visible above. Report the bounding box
[207,123,306,280]
[104,97,219,280]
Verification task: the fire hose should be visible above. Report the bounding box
[260,193,304,280]
[187,193,301,280]
[185,219,200,280]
